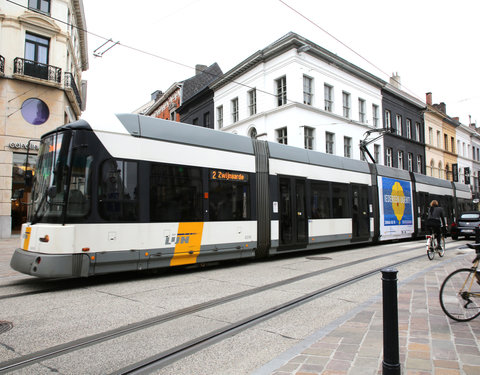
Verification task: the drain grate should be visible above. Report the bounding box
[0,321,13,334]
[306,256,332,260]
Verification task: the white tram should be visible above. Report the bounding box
[10,114,473,277]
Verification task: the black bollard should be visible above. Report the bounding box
[382,268,400,375]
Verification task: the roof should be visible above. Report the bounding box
[144,63,222,116]
[182,63,222,103]
[211,32,386,91]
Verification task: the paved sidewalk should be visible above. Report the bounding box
[0,236,22,279]
[254,252,480,375]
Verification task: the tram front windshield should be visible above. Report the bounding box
[30,131,91,224]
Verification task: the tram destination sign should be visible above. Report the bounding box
[210,169,248,182]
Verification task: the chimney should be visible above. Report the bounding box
[390,72,401,89]
[426,92,432,105]
[453,117,460,122]
[437,102,446,114]
[151,90,163,101]
[195,64,208,75]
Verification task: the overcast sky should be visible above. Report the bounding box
[81,0,479,127]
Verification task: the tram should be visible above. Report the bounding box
[10,114,473,278]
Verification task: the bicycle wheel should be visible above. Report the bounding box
[438,236,445,257]
[439,268,480,322]
[427,237,435,260]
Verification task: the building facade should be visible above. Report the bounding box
[0,0,88,237]
[145,63,222,128]
[211,32,386,161]
[381,77,426,173]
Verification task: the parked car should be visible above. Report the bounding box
[450,211,480,240]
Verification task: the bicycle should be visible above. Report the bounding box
[426,231,445,260]
[439,243,480,321]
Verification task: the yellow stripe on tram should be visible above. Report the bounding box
[23,226,31,250]
[170,222,204,266]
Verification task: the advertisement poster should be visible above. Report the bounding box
[378,177,414,239]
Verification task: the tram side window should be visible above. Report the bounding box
[66,151,92,219]
[311,181,331,219]
[150,164,203,222]
[98,159,138,221]
[332,183,349,218]
[209,179,251,221]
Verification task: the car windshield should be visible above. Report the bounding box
[460,213,480,220]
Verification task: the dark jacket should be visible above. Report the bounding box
[427,206,446,227]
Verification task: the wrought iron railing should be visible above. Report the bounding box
[14,57,61,84]
[0,55,4,74]
[65,72,82,109]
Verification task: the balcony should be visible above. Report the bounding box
[14,57,61,84]
[65,72,82,109]
[0,55,4,74]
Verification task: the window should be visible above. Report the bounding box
[276,76,287,106]
[304,127,314,150]
[332,183,349,218]
[99,159,138,221]
[209,172,251,221]
[406,119,412,139]
[417,155,422,173]
[29,0,50,14]
[311,181,331,219]
[216,106,223,128]
[358,98,366,123]
[303,76,313,105]
[342,91,351,118]
[65,149,92,220]
[396,115,402,136]
[474,146,476,161]
[397,151,404,169]
[170,110,176,121]
[344,136,352,158]
[326,132,335,154]
[437,131,441,147]
[21,98,49,125]
[429,159,435,176]
[249,127,257,139]
[438,161,443,179]
[407,153,413,172]
[385,110,392,130]
[324,84,333,112]
[277,127,287,144]
[386,147,393,167]
[248,89,257,116]
[372,104,379,127]
[428,127,433,145]
[231,97,239,123]
[25,32,49,64]
[463,142,466,157]
[451,137,455,153]
[203,112,210,127]
[415,122,421,142]
[374,144,381,164]
[150,163,203,222]
[444,134,448,151]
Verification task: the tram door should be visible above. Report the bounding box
[279,177,307,249]
[351,184,370,241]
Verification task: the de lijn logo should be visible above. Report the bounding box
[165,233,195,245]
[383,178,413,226]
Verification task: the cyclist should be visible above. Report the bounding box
[426,200,446,250]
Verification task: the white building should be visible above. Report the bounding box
[0,0,88,237]
[211,32,386,162]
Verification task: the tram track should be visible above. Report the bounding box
[0,246,428,374]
